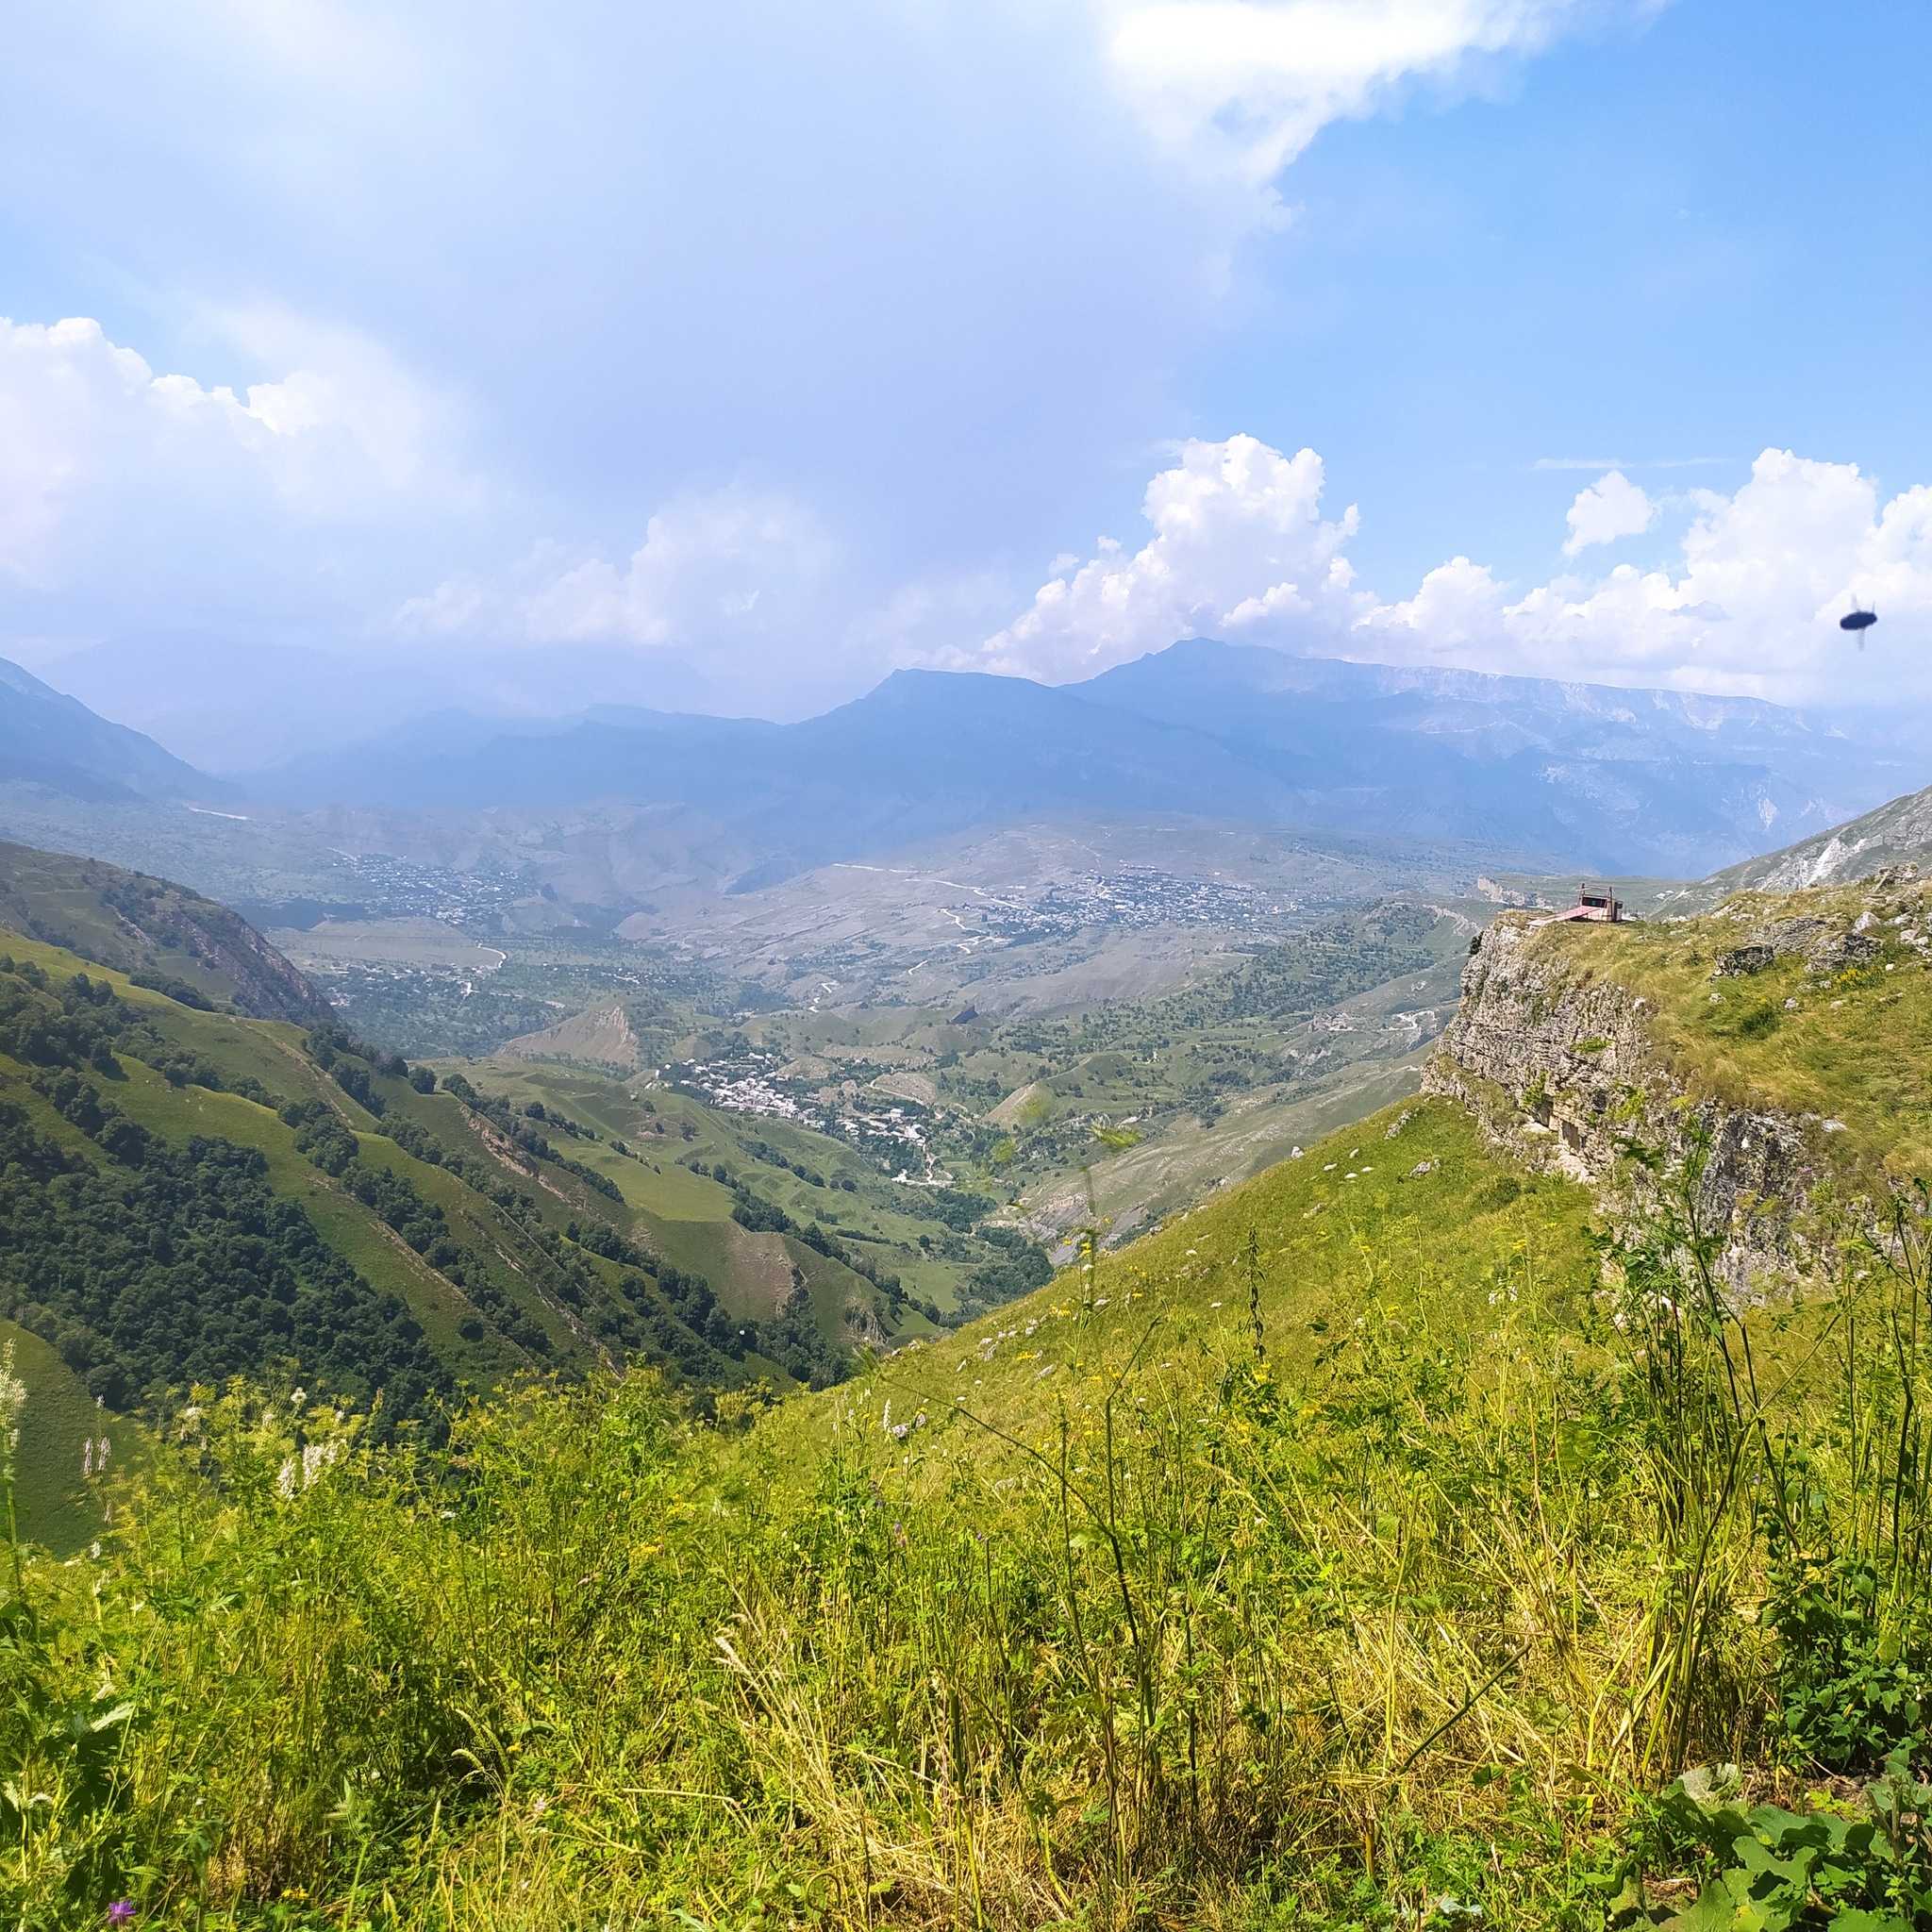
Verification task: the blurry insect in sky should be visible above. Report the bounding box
[1840,597,1878,647]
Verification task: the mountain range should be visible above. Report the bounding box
[3,639,1924,884]
[0,655,225,804]
[247,641,1921,880]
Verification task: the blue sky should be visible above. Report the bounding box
[1201,0,1932,595]
[0,0,1927,746]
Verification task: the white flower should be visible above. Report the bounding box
[0,1341,24,1460]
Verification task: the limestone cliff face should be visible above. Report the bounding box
[1423,909,1855,1299]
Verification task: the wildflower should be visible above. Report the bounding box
[108,1906,136,1924]
[0,1341,23,1460]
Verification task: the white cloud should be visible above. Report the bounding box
[1372,447,1932,697]
[0,3,1671,735]
[1562,468,1655,555]
[0,313,471,640]
[973,434,1363,681]
[988,436,1932,705]
[1107,0,1635,188]
[395,482,844,684]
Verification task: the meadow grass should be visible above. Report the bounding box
[5,1100,1932,1928]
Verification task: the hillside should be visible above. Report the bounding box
[13,849,1932,1923]
[1426,869,1932,1294]
[0,883,1100,1542]
[0,836,338,1024]
[0,654,224,803]
[1691,775,1932,900]
[15,1018,1932,1924]
[0,928,963,1537]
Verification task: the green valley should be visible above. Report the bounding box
[9,847,1932,1924]
[11,841,1932,1916]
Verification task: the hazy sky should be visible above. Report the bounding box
[2,0,1929,734]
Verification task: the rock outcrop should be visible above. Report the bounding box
[1421,886,1922,1300]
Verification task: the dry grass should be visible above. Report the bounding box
[4,1096,1930,1927]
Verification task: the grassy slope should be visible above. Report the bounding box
[0,935,741,1526]
[460,1056,951,1336]
[103,1064,525,1373]
[23,947,1932,1923]
[0,837,328,1021]
[111,929,941,1362]
[23,888,1932,1924]
[1,1318,119,1553]
[772,1091,1599,1463]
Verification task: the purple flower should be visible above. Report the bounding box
[108,1907,136,1925]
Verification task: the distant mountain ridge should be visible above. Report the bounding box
[249,641,1918,882]
[0,656,226,803]
[1690,776,1932,903]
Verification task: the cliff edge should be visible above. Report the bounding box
[1424,867,1932,1296]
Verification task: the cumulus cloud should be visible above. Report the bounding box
[987,435,1932,704]
[1107,0,1631,188]
[1562,468,1655,555]
[396,483,839,657]
[973,434,1363,681]
[1372,448,1932,697]
[0,1,1675,739]
[0,314,471,641]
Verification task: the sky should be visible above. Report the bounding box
[1,0,1929,757]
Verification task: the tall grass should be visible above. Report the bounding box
[7,1140,1932,1926]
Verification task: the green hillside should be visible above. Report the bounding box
[0,922,1061,1544]
[11,882,1932,1925]
[1477,877,1932,1183]
[9,1067,1917,1928]
[0,837,335,1024]
[0,1318,126,1553]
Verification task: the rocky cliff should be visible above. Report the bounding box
[1424,869,1932,1299]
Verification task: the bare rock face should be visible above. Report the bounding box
[1712,943,1774,978]
[1423,912,1832,1301]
